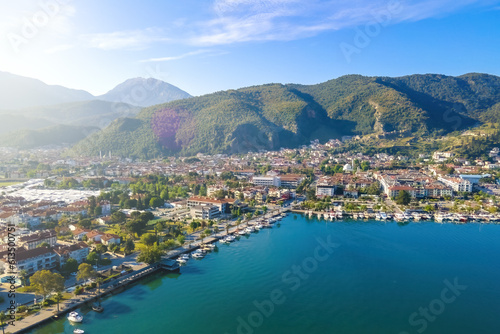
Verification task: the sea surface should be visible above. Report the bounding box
[30,215,500,334]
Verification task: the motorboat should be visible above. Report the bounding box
[92,304,104,312]
[255,224,263,230]
[68,311,83,323]
[176,257,188,264]
[238,229,248,235]
[245,226,255,233]
[73,329,85,334]
[226,235,235,242]
[192,251,205,259]
[380,212,388,220]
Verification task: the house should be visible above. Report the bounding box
[101,233,121,246]
[72,228,91,240]
[53,242,90,265]
[86,230,103,243]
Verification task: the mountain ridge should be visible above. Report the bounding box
[70,72,500,159]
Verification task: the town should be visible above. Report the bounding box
[0,138,499,331]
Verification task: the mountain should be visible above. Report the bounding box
[0,124,99,149]
[8,100,141,128]
[98,78,192,107]
[0,71,93,109]
[70,73,500,159]
[0,114,54,135]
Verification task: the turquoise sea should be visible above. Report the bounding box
[30,215,500,334]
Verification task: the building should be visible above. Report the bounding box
[438,176,473,193]
[279,175,305,188]
[187,196,232,213]
[316,177,337,197]
[53,242,90,265]
[101,233,121,246]
[190,205,220,220]
[252,176,281,187]
[2,247,58,274]
[387,185,416,198]
[18,230,57,250]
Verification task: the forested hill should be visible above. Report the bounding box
[70,73,500,159]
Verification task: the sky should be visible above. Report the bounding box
[1,0,500,97]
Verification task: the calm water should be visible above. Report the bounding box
[30,216,500,334]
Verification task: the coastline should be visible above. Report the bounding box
[7,210,287,333]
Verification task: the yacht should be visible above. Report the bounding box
[255,223,263,230]
[192,251,205,259]
[238,229,248,236]
[73,330,85,334]
[245,226,255,233]
[68,311,83,323]
[380,212,388,220]
[226,235,236,242]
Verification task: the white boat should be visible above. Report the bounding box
[68,311,83,323]
[220,237,230,244]
[176,258,187,264]
[74,330,85,334]
[380,212,387,220]
[245,226,255,233]
[226,235,236,242]
[255,224,263,230]
[375,213,381,220]
[238,229,247,235]
[192,252,205,259]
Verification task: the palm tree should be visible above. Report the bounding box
[54,292,63,313]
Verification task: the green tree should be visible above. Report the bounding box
[86,251,99,264]
[395,190,411,205]
[137,245,164,265]
[124,238,135,254]
[77,263,97,282]
[53,292,63,312]
[0,311,7,334]
[111,211,126,224]
[149,197,164,208]
[30,270,65,302]
[141,233,157,247]
[62,258,78,273]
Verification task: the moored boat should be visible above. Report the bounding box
[68,311,83,323]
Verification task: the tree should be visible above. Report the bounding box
[137,245,164,265]
[0,311,6,334]
[395,190,411,205]
[141,233,157,247]
[95,244,108,255]
[124,238,135,254]
[177,235,186,245]
[30,270,65,302]
[111,211,126,224]
[77,263,97,282]
[149,197,164,208]
[306,188,317,201]
[79,218,92,229]
[62,258,78,273]
[86,251,99,264]
[53,292,63,312]
[19,269,29,286]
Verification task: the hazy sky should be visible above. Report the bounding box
[1,0,499,96]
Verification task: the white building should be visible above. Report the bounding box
[190,205,220,220]
[438,176,472,193]
[252,176,281,187]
